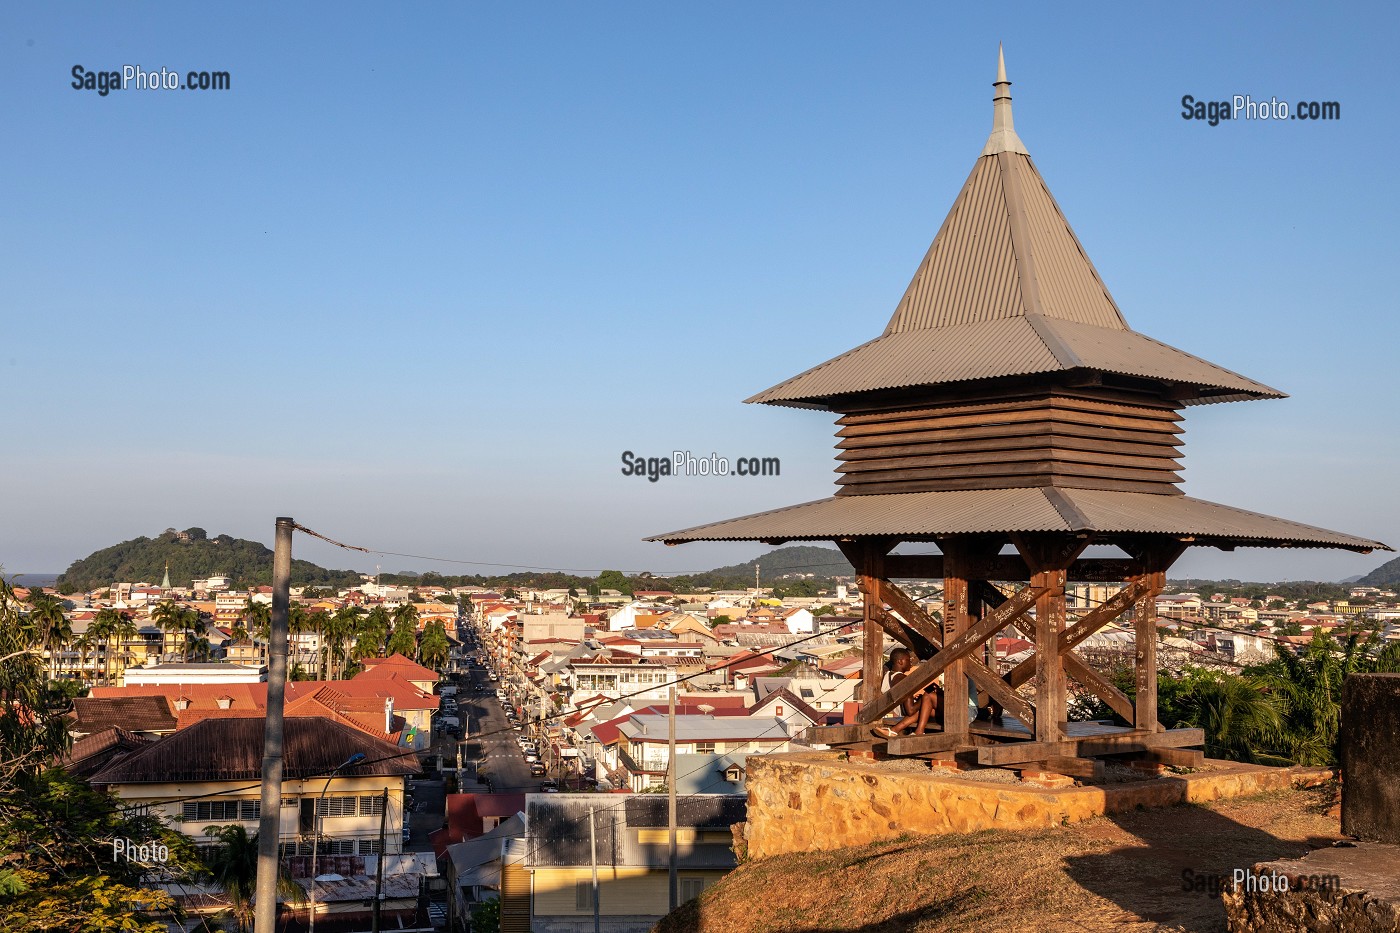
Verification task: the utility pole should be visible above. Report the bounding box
[371,787,388,933]
[668,684,677,911]
[589,805,601,933]
[755,564,760,598]
[254,517,293,933]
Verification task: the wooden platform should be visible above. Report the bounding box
[804,716,1204,767]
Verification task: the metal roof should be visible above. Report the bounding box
[646,488,1386,553]
[746,316,1279,409]
[87,716,421,784]
[746,54,1280,410]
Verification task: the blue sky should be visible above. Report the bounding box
[3,3,1398,583]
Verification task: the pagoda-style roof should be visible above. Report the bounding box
[649,49,1385,555]
[748,49,1279,411]
[646,487,1383,552]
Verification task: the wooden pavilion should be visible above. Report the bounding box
[648,50,1387,770]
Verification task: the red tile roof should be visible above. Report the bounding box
[359,653,439,682]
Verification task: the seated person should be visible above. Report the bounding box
[873,679,943,738]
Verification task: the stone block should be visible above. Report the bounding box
[1341,673,1400,844]
[1221,842,1400,933]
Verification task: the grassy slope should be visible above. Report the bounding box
[655,785,1342,933]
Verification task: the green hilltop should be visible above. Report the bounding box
[54,530,854,596]
[55,527,364,594]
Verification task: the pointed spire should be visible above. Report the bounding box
[982,43,1029,156]
[161,562,171,590]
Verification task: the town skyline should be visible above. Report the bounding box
[5,4,1398,583]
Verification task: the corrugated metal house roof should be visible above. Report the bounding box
[647,488,1384,552]
[87,716,420,784]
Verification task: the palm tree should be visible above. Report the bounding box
[181,606,208,662]
[388,604,419,659]
[26,593,71,677]
[304,609,331,679]
[112,612,138,684]
[357,606,391,659]
[243,598,271,642]
[288,604,311,677]
[419,621,450,671]
[202,825,302,933]
[71,632,95,682]
[152,601,184,661]
[91,608,122,684]
[1174,671,1283,764]
[328,606,363,680]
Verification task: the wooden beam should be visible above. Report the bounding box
[882,554,944,579]
[858,584,1045,723]
[880,554,1158,584]
[885,732,967,756]
[872,579,944,651]
[975,727,1205,766]
[1016,756,1105,781]
[1063,651,1136,724]
[868,607,918,652]
[965,657,1036,729]
[1138,747,1206,768]
[803,724,875,746]
[1005,580,1146,689]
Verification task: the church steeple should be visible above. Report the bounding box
[161,562,171,590]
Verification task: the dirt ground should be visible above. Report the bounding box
[654,783,1344,933]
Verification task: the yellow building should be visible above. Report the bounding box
[524,794,743,933]
[88,715,420,858]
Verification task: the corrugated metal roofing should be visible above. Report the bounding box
[745,317,1280,408]
[746,61,1276,410]
[646,488,1386,552]
[88,716,421,784]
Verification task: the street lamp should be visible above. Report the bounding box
[308,752,366,933]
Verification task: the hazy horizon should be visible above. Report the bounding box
[4,4,1397,585]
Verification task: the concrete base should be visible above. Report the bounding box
[743,751,1333,859]
[1222,842,1400,933]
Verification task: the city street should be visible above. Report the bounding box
[451,654,543,796]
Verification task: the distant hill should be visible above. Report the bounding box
[706,545,851,582]
[1356,555,1400,588]
[55,527,364,594]
[54,531,854,596]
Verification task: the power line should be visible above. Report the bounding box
[292,522,861,578]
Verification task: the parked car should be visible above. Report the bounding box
[540,780,559,793]
[529,762,547,777]
[524,751,539,763]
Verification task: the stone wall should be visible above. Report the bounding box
[742,751,1332,860]
[1341,673,1400,844]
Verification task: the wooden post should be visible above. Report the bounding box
[860,543,886,705]
[1133,569,1162,732]
[941,545,970,739]
[1012,534,1086,746]
[1034,566,1066,743]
